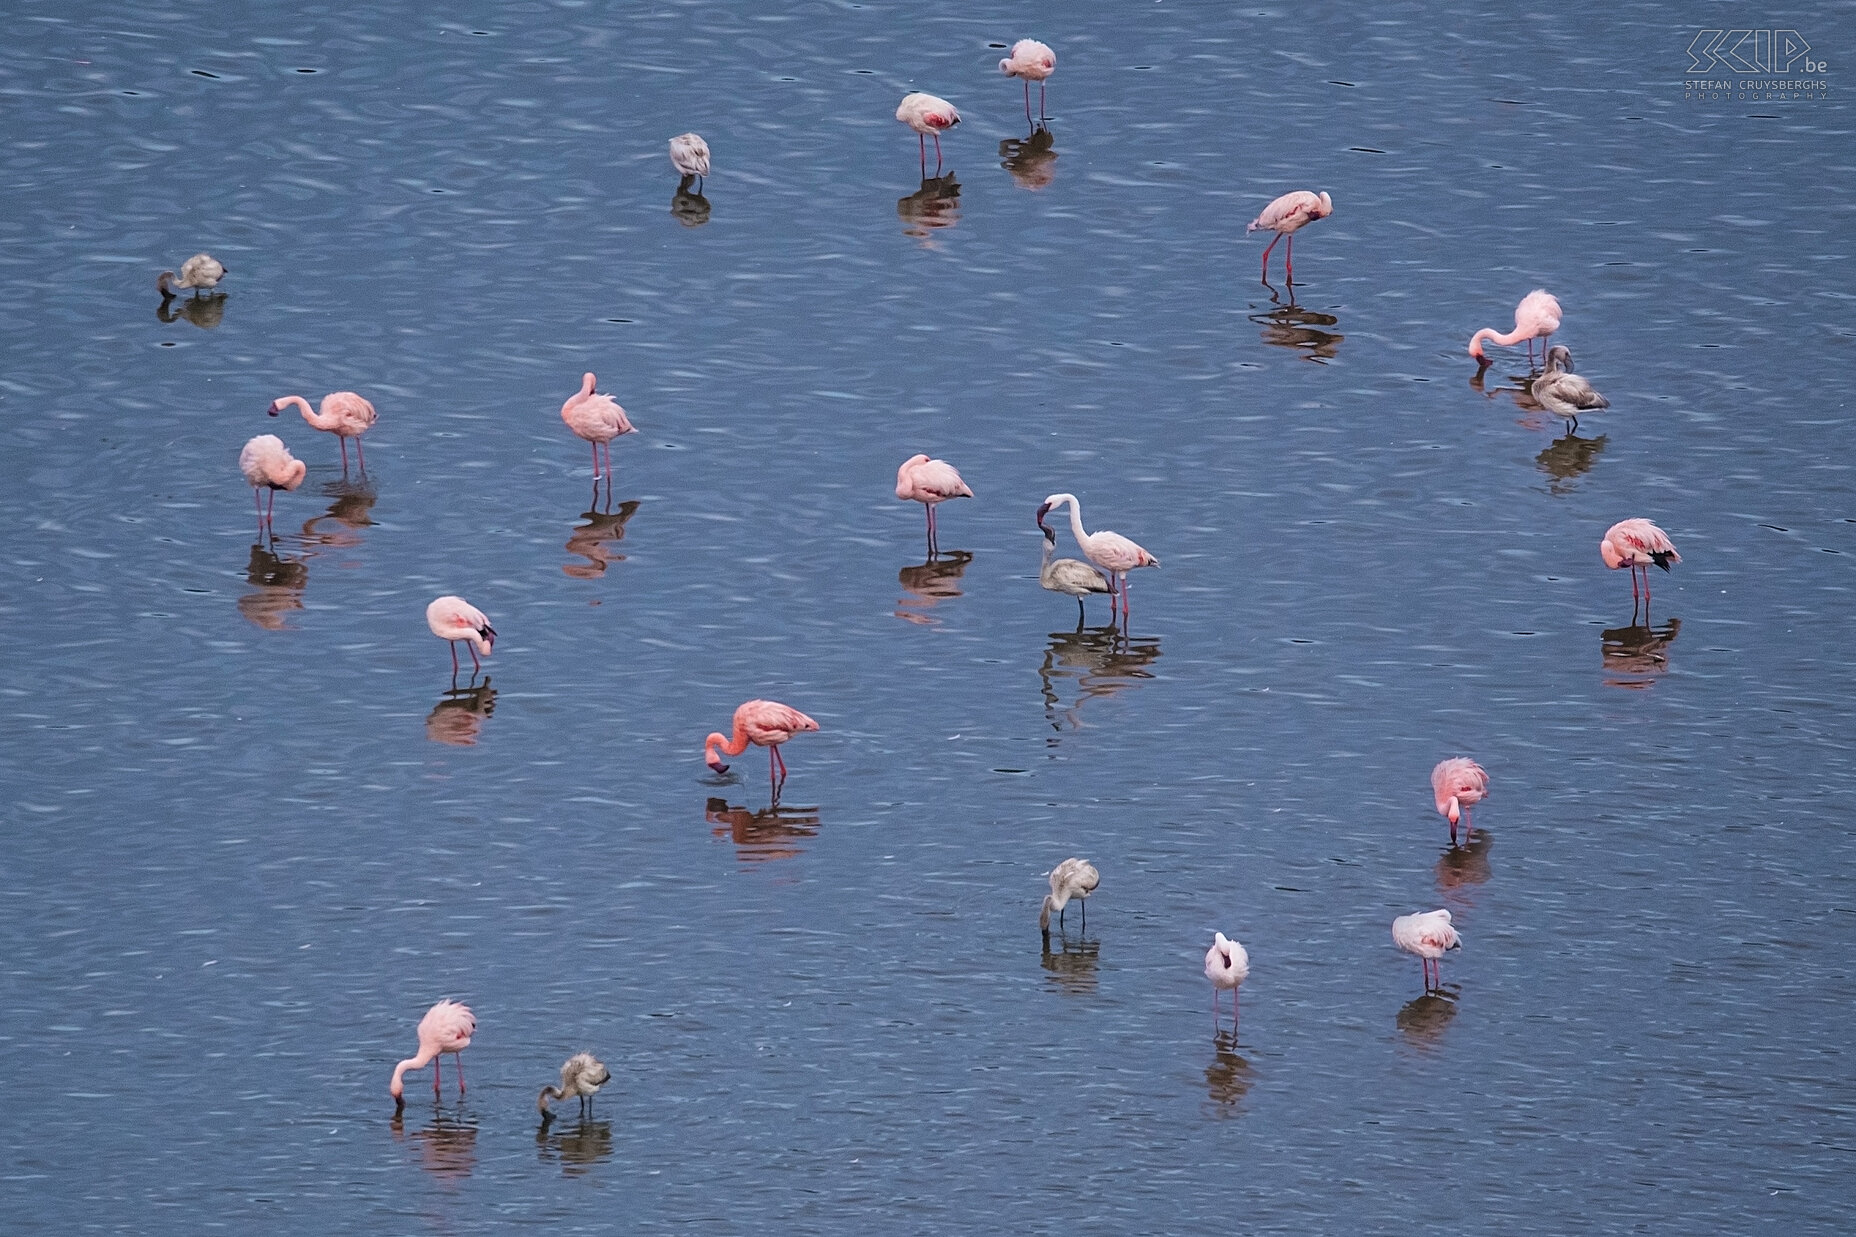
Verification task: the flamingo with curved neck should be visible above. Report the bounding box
[1035,492,1158,620]
[704,699,819,796]
[389,999,475,1111]
[269,391,378,472]
[1468,290,1561,366]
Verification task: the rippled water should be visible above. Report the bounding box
[4,2,1854,1232]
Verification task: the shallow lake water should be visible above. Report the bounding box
[3,2,1854,1232]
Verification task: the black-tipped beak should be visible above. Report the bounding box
[267,406,279,417]
[1035,502,1052,527]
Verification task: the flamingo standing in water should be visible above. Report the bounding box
[1532,345,1610,430]
[897,92,960,176]
[1039,525,1113,620]
[538,1052,613,1119]
[238,434,305,529]
[1431,757,1489,845]
[1039,857,1099,940]
[1469,290,1561,367]
[896,453,972,556]
[269,391,377,472]
[427,596,496,676]
[1036,493,1158,620]
[157,253,227,298]
[560,372,636,481]
[1392,909,1461,991]
[669,133,710,193]
[1600,519,1681,606]
[1204,931,1249,1028]
[390,999,476,1111]
[704,699,819,794]
[999,39,1056,126]
[1246,190,1333,284]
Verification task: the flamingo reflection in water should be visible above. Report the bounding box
[898,173,961,244]
[1204,1031,1255,1110]
[564,499,641,580]
[299,478,376,554]
[157,291,226,329]
[391,1109,478,1183]
[238,539,310,631]
[999,129,1057,190]
[1040,935,1099,997]
[426,678,497,746]
[1396,990,1459,1053]
[895,551,973,626]
[1038,623,1162,732]
[1536,431,1607,495]
[706,797,821,863]
[1249,289,1343,362]
[1602,616,1680,689]
[670,187,711,228]
[1434,828,1494,905]
[535,1115,614,1177]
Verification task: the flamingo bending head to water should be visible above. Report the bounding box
[269,391,377,472]
[390,999,476,1111]
[1431,757,1489,844]
[238,434,305,529]
[704,699,819,794]
[1392,909,1461,991]
[999,39,1056,125]
[427,596,496,676]
[1469,290,1561,367]
[1246,191,1333,284]
[561,372,636,480]
[1036,493,1158,621]
[1039,857,1099,940]
[1204,931,1249,1028]
[1039,525,1113,620]
[896,453,972,556]
[158,253,226,298]
[897,92,960,176]
[669,133,710,193]
[1600,518,1680,606]
[538,1052,612,1119]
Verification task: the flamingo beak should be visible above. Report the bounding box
[707,758,729,774]
[1035,502,1052,528]
[267,405,280,417]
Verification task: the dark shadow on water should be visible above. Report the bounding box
[1039,622,1162,733]
[1435,829,1494,913]
[1038,933,1099,996]
[706,796,821,863]
[237,539,308,631]
[999,128,1057,191]
[899,172,960,243]
[157,290,226,329]
[426,677,497,747]
[1536,431,1607,494]
[565,497,641,579]
[1203,1030,1254,1112]
[391,1108,477,1182]
[670,188,711,227]
[535,1117,613,1176]
[1396,989,1459,1052]
[895,550,972,626]
[299,476,376,552]
[1249,288,1343,362]
[1603,615,1680,688]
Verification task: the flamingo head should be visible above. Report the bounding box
[478,623,496,652]
[266,400,282,417]
[1042,525,1057,547]
[1446,797,1461,826]
[1035,500,1053,530]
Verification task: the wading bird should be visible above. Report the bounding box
[390,999,476,1110]
[269,391,377,472]
[1246,191,1333,284]
[1392,909,1460,991]
[669,133,710,193]
[704,699,819,793]
[1204,931,1249,1028]
[158,252,226,298]
[1036,493,1158,621]
[999,38,1056,125]
[1431,757,1489,845]
[1039,525,1112,620]
[895,453,972,556]
[1600,519,1681,606]
[538,1052,612,1119]
[560,372,636,481]
[1469,289,1561,367]
[427,595,496,676]
[897,92,960,175]
[238,434,305,528]
[1039,857,1099,940]
[1532,345,1609,429]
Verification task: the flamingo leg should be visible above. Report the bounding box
[919,133,927,177]
[933,132,944,173]
[1024,79,1032,124]
[267,488,277,523]
[455,1053,466,1095]
[1285,233,1295,284]
[356,437,367,472]
[1079,898,1085,932]
[450,642,461,676]
[469,644,482,674]
[591,440,601,479]
[926,504,937,556]
[1040,81,1048,123]
[433,1055,442,1096]
[1259,233,1281,282]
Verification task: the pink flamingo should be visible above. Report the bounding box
[1392,909,1461,991]
[896,453,972,556]
[999,39,1056,126]
[1247,190,1336,284]
[897,92,960,176]
[390,999,476,1111]
[1204,931,1249,1029]
[1431,757,1490,845]
[1036,492,1158,621]
[1246,190,1333,284]
[704,699,819,794]
[560,372,636,480]
[1600,518,1681,606]
[1468,290,1561,367]
[269,391,377,472]
[427,595,496,676]
[238,434,305,529]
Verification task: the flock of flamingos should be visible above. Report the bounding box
[185,36,1690,1119]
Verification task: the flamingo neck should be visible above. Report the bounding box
[705,722,751,765]
[1058,496,1090,549]
[1038,894,1056,931]
[390,1049,433,1097]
